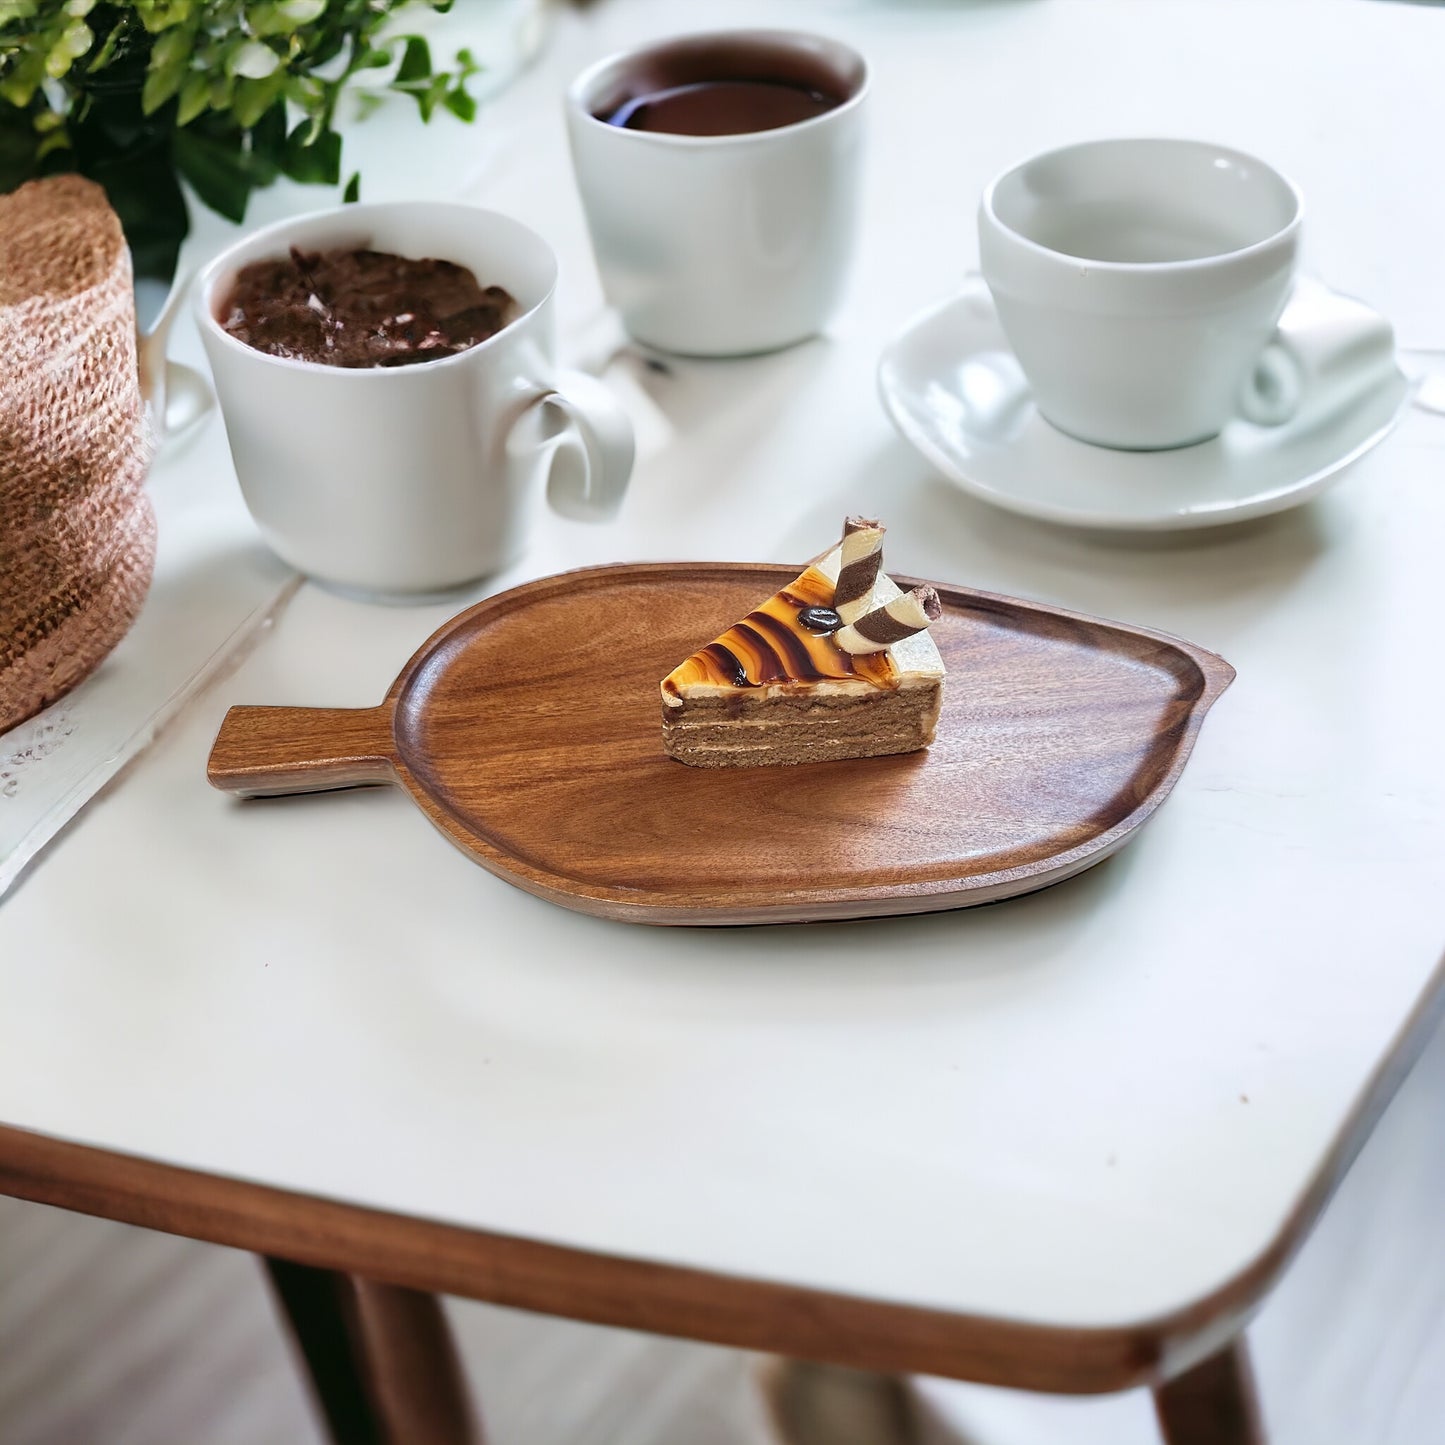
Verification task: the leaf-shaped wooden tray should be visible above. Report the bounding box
[207,563,1233,925]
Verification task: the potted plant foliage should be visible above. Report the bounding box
[0,1,481,281]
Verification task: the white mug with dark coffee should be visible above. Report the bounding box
[566,29,868,357]
[196,203,634,600]
[978,138,1393,452]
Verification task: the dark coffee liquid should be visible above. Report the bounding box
[600,79,840,136]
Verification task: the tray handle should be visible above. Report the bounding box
[207,704,396,798]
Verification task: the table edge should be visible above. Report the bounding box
[4,950,1441,1396]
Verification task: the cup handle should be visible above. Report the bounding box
[1240,278,1397,428]
[534,367,635,522]
[136,267,213,443]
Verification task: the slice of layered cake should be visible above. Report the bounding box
[661,518,945,768]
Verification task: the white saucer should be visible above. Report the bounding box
[878,276,1413,531]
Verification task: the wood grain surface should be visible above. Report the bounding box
[266,1260,482,1445]
[1152,1338,1266,1445]
[207,563,1234,924]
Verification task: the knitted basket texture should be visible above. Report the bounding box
[0,175,156,734]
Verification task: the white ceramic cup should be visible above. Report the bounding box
[565,29,867,357]
[196,203,634,598]
[979,139,1316,450]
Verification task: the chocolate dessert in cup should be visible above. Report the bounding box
[220,246,517,369]
[195,203,634,601]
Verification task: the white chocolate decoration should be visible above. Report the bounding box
[834,516,886,624]
[835,585,943,655]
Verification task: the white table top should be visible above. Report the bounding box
[4,0,1445,1345]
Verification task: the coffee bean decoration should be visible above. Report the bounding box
[798,606,842,633]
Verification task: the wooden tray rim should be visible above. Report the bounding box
[383,562,1236,926]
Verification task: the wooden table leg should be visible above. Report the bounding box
[1152,1338,1265,1445]
[759,1359,920,1445]
[264,1257,481,1445]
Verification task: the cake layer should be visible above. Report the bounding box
[663,706,930,738]
[663,678,938,718]
[662,678,942,769]
[663,728,935,769]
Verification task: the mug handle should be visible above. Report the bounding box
[532,367,636,522]
[136,267,213,443]
[1239,278,1397,428]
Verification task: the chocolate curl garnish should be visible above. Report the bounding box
[834,515,885,624]
[835,585,942,655]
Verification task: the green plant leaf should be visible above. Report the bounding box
[0,49,47,108]
[228,39,280,80]
[70,124,191,282]
[150,27,191,69]
[176,70,209,125]
[278,0,326,22]
[284,72,324,110]
[63,17,95,54]
[442,84,474,124]
[281,119,339,184]
[0,111,40,194]
[395,35,431,85]
[43,16,93,74]
[85,24,121,71]
[342,170,359,203]
[140,56,184,113]
[134,3,196,37]
[421,73,450,121]
[249,0,324,35]
[44,32,86,80]
[174,125,259,222]
[36,128,72,159]
[4,0,484,264]
[232,70,284,127]
[250,99,287,164]
[245,4,287,39]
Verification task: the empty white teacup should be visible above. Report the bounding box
[980,139,1321,450]
[566,30,868,357]
[197,203,634,599]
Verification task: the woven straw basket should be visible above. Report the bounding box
[0,175,157,734]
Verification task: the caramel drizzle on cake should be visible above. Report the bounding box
[662,563,898,697]
[659,517,946,770]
